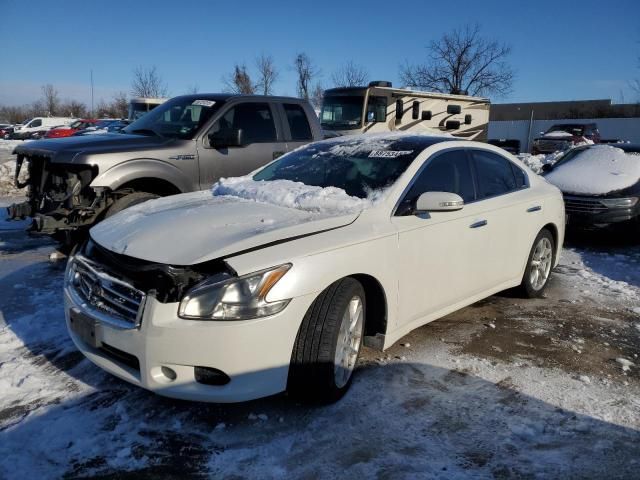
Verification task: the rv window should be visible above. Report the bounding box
[412,101,419,120]
[395,100,404,120]
[366,96,387,123]
[320,96,365,130]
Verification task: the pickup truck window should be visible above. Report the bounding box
[283,103,312,140]
[210,103,277,144]
[124,97,224,140]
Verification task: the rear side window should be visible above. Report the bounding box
[471,150,517,199]
[30,119,42,128]
[283,104,312,141]
[211,102,277,144]
[397,149,475,214]
[511,163,527,188]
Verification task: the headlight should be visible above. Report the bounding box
[178,264,291,320]
[599,197,638,208]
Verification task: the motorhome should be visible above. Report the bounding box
[128,97,168,121]
[320,81,490,141]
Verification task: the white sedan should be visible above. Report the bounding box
[64,133,565,402]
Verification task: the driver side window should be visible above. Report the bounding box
[397,149,475,215]
[209,102,277,144]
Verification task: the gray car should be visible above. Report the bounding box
[8,94,322,245]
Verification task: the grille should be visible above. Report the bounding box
[69,256,146,328]
[564,196,608,214]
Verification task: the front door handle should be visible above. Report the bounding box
[527,205,542,212]
[470,220,488,229]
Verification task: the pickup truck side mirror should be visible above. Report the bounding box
[208,128,245,148]
[414,191,464,214]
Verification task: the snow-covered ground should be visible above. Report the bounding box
[0,140,28,197]
[0,141,639,478]
[0,198,639,478]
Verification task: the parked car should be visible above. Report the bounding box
[0,125,15,139]
[8,94,322,245]
[10,117,75,140]
[64,133,565,403]
[542,144,640,229]
[45,119,102,138]
[531,123,600,155]
[73,119,130,136]
[488,138,521,154]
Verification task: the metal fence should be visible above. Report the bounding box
[488,117,640,152]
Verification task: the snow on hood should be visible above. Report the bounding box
[90,190,359,265]
[545,146,640,195]
[211,176,382,215]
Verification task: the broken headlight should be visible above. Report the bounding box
[178,264,291,320]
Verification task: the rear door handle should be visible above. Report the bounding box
[527,205,542,212]
[470,220,488,228]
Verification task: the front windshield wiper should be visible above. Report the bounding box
[128,128,163,137]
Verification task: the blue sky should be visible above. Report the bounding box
[1,0,639,106]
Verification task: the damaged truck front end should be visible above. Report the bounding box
[8,153,110,244]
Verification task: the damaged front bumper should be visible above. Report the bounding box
[6,154,105,239]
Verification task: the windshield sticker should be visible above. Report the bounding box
[368,150,414,158]
[192,99,216,107]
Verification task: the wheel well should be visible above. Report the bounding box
[541,223,559,258]
[118,177,181,197]
[350,274,387,340]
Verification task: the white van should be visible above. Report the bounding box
[12,117,75,139]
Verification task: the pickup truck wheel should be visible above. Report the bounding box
[288,278,365,403]
[519,229,555,298]
[105,192,159,218]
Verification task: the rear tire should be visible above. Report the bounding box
[288,278,365,403]
[105,191,159,218]
[519,229,555,298]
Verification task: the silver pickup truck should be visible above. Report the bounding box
[8,94,322,244]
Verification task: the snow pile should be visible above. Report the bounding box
[0,159,28,197]
[516,151,564,174]
[545,145,640,194]
[212,176,381,215]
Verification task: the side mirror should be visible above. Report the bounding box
[414,192,464,213]
[208,128,244,148]
[541,164,553,173]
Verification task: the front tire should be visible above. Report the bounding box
[288,278,365,403]
[105,191,159,218]
[519,229,555,298]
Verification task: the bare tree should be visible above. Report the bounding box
[294,52,319,99]
[310,83,324,110]
[185,84,200,94]
[111,91,129,118]
[131,66,169,98]
[400,24,514,97]
[41,84,60,115]
[60,100,88,117]
[255,54,279,95]
[223,64,255,94]
[331,61,368,87]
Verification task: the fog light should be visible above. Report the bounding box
[194,366,230,386]
[161,366,177,381]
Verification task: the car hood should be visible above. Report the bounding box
[89,190,360,265]
[13,133,175,163]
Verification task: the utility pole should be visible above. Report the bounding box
[90,69,94,117]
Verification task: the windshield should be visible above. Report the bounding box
[547,125,585,135]
[123,97,224,140]
[320,96,364,130]
[253,137,424,198]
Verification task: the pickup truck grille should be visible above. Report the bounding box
[68,256,146,328]
[563,196,608,214]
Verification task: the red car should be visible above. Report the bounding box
[45,119,101,138]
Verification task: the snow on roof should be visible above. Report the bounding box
[543,131,574,138]
[212,176,379,215]
[545,145,640,195]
